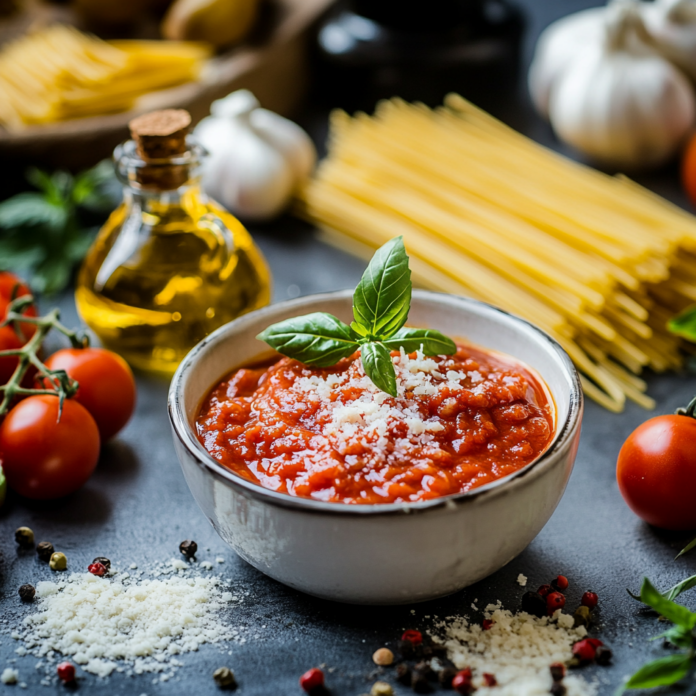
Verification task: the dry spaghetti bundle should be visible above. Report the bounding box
[298,95,696,412]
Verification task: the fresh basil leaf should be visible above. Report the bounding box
[677,537,696,559]
[352,236,411,339]
[257,313,358,367]
[664,574,696,601]
[641,578,696,629]
[655,624,694,650]
[669,305,696,342]
[0,193,66,229]
[382,327,457,355]
[624,653,692,690]
[360,341,398,397]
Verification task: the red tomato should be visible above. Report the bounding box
[617,415,696,530]
[43,348,136,441]
[0,326,22,385]
[0,271,37,340]
[0,395,100,499]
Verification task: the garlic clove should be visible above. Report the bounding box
[642,0,696,80]
[210,89,260,119]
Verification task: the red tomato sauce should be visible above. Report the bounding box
[195,342,555,505]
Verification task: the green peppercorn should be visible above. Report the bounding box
[213,667,236,689]
[92,556,111,571]
[49,552,67,571]
[15,527,34,547]
[36,541,54,562]
[179,540,197,558]
[573,605,591,628]
[18,584,35,602]
[371,682,394,696]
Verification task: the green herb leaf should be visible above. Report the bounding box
[677,537,696,559]
[664,574,696,601]
[624,653,692,690]
[360,341,397,397]
[257,313,358,367]
[352,236,411,339]
[654,624,694,650]
[382,327,457,355]
[0,193,67,229]
[669,305,696,341]
[641,578,696,629]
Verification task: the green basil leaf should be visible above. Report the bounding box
[0,193,66,230]
[624,653,692,690]
[352,236,411,339]
[677,537,696,559]
[655,624,694,650]
[641,578,696,629]
[257,313,358,367]
[361,341,397,397]
[664,574,696,601]
[669,305,696,342]
[382,327,457,355]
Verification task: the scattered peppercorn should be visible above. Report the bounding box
[452,668,473,695]
[581,591,599,610]
[483,673,497,687]
[397,639,415,659]
[595,646,612,666]
[88,562,107,577]
[213,667,237,689]
[438,666,457,688]
[537,584,552,598]
[573,605,591,628]
[482,619,495,630]
[572,639,599,662]
[521,591,547,618]
[299,667,324,693]
[549,663,565,682]
[552,575,569,592]
[14,526,34,547]
[370,682,394,696]
[373,647,394,666]
[36,541,54,562]
[546,591,566,615]
[18,584,35,602]
[401,629,423,646]
[414,661,435,681]
[57,662,76,683]
[49,552,67,571]
[410,668,431,694]
[179,539,197,558]
[429,643,448,658]
[550,683,567,696]
[395,663,411,685]
[92,556,111,571]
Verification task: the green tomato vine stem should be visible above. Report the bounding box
[0,294,89,418]
[676,395,696,419]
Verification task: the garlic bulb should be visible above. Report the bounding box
[194,90,316,221]
[548,2,696,169]
[528,6,607,119]
[642,0,696,80]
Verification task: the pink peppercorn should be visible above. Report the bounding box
[299,668,324,693]
[482,619,495,630]
[88,562,107,577]
[452,668,473,694]
[581,591,599,610]
[537,584,552,598]
[573,639,599,662]
[554,575,569,591]
[57,662,75,683]
[546,591,566,615]
[401,629,423,645]
[483,673,498,686]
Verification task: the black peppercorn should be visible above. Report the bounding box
[213,666,236,689]
[414,661,435,681]
[521,591,547,618]
[439,666,457,688]
[92,556,111,571]
[397,639,415,659]
[573,605,591,628]
[15,527,34,547]
[550,682,567,696]
[549,663,565,682]
[411,669,432,693]
[595,646,612,666]
[395,663,411,685]
[18,584,35,602]
[36,542,54,562]
[429,643,448,658]
[179,540,197,558]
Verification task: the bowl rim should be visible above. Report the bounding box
[168,289,583,517]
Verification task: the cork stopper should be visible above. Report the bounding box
[128,109,192,189]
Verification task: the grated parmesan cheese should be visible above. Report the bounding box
[1,668,19,684]
[517,574,528,587]
[434,603,595,695]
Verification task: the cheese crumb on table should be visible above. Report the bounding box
[1,668,19,684]
[517,573,528,587]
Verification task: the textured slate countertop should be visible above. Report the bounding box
[2,1,696,694]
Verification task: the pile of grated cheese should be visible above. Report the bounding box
[434,603,597,696]
[9,560,241,681]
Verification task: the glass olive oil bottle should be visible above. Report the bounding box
[76,109,271,377]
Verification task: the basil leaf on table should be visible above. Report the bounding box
[640,578,696,629]
[623,653,692,690]
[257,313,358,367]
[382,327,457,355]
[352,236,411,339]
[663,574,696,601]
[656,624,694,650]
[669,305,696,341]
[361,341,398,398]
[676,537,696,559]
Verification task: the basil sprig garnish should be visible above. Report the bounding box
[257,236,456,396]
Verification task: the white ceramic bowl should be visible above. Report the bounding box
[168,290,583,605]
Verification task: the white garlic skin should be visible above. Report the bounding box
[194,90,316,221]
[528,7,606,119]
[548,5,696,169]
[642,0,696,80]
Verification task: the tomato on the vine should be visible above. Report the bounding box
[0,326,22,385]
[617,414,696,530]
[43,348,136,441]
[0,395,100,499]
[0,271,37,340]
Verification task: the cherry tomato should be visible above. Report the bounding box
[0,326,22,385]
[43,348,136,441]
[0,271,37,340]
[0,395,100,499]
[617,414,696,530]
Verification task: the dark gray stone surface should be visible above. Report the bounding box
[3,0,696,694]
